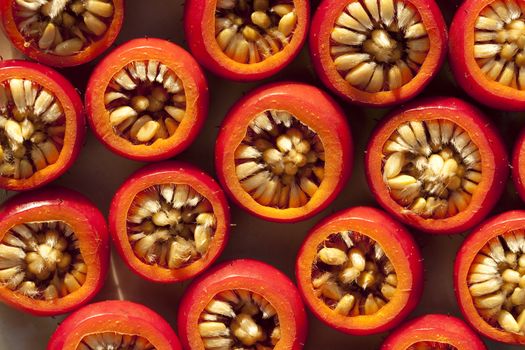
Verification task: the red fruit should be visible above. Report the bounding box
[184,0,310,81]
[381,314,487,349]
[0,188,109,316]
[455,211,525,345]
[109,161,230,283]
[296,206,423,335]
[450,0,525,111]
[310,0,447,107]
[365,97,508,234]
[47,300,182,350]
[513,127,525,202]
[178,259,308,350]
[215,82,353,222]
[0,0,124,67]
[86,38,209,161]
[0,60,85,191]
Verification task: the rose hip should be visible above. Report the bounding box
[455,210,525,345]
[0,187,109,316]
[365,97,508,234]
[310,0,447,107]
[0,60,85,191]
[86,38,209,161]
[513,127,525,202]
[381,314,487,349]
[450,0,525,111]
[296,206,423,335]
[178,259,307,350]
[47,300,182,350]
[215,82,353,222]
[184,0,310,81]
[0,0,124,67]
[109,162,230,283]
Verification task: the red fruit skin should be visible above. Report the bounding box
[0,60,85,191]
[381,314,487,349]
[449,0,525,111]
[365,97,509,235]
[0,0,124,67]
[0,187,109,316]
[310,0,447,107]
[85,38,209,162]
[184,0,310,81]
[109,161,230,283]
[455,211,525,345]
[215,82,353,223]
[178,259,308,350]
[513,128,525,202]
[47,300,182,350]
[296,207,423,335]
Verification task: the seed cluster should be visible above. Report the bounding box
[407,343,457,350]
[311,231,397,316]
[78,333,155,350]
[468,230,525,335]
[330,0,429,92]
[104,60,187,145]
[198,289,280,349]
[0,79,64,180]
[215,0,298,64]
[234,110,324,209]
[382,119,482,219]
[0,221,86,300]
[127,184,216,269]
[14,0,114,56]
[474,0,525,89]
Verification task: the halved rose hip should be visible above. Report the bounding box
[381,314,487,349]
[215,82,352,223]
[184,0,310,81]
[86,38,209,161]
[0,0,124,67]
[178,259,307,350]
[47,300,182,350]
[0,188,109,316]
[109,162,230,283]
[295,206,422,335]
[310,0,447,107]
[455,210,525,345]
[449,0,525,111]
[513,127,525,202]
[365,97,508,234]
[0,60,85,191]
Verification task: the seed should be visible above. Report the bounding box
[475,292,505,308]
[231,313,265,346]
[38,22,56,50]
[206,299,236,318]
[272,4,293,16]
[317,247,347,266]
[198,322,229,337]
[251,11,271,29]
[278,12,297,37]
[85,0,114,17]
[54,38,83,56]
[469,278,503,297]
[334,294,355,316]
[109,106,138,126]
[339,267,360,284]
[498,310,521,333]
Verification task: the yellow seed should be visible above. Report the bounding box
[272,4,293,16]
[85,0,114,17]
[83,12,107,36]
[38,22,56,50]
[252,11,272,29]
[278,12,297,37]
[55,38,83,56]
[136,120,160,142]
[131,96,150,112]
[334,294,355,316]
[318,247,347,266]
